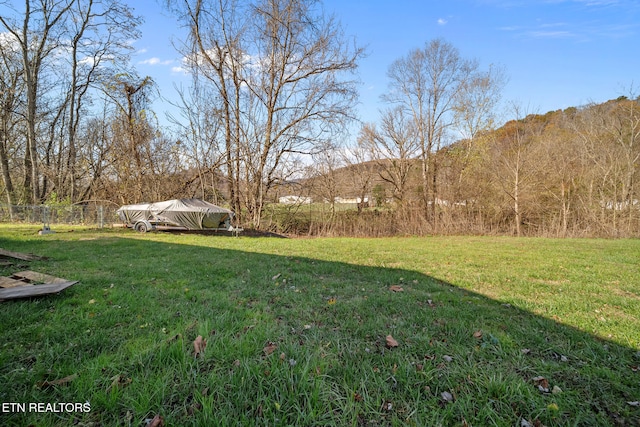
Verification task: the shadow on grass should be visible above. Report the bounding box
[156,228,289,238]
[0,232,638,426]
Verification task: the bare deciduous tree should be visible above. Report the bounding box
[170,80,227,202]
[59,0,141,201]
[452,64,506,195]
[102,73,159,203]
[169,0,364,228]
[603,96,640,233]
[0,33,24,208]
[383,38,482,230]
[242,0,363,227]
[168,0,248,217]
[0,0,74,203]
[536,113,583,236]
[487,105,544,236]
[340,137,376,215]
[359,106,418,208]
[0,0,142,205]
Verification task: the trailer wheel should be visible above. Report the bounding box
[134,221,149,233]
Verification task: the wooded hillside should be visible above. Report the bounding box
[293,98,639,237]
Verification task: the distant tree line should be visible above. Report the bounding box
[1,0,637,236]
[297,97,640,237]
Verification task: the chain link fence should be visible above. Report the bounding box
[0,204,118,228]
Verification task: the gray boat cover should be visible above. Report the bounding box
[117,199,234,229]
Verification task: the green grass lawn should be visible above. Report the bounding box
[0,225,638,426]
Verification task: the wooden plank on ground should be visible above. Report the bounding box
[12,271,68,285]
[0,281,77,301]
[0,248,47,261]
[0,276,32,288]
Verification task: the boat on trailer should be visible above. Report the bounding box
[117,198,236,233]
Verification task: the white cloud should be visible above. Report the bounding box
[78,56,96,67]
[437,18,448,25]
[502,19,635,41]
[142,57,161,65]
[139,57,173,66]
[0,32,19,51]
[528,30,574,38]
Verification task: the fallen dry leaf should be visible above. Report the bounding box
[254,403,263,418]
[108,374,132,391]
[389,285,404,292]
[353,392,363,402]
[37,374,78,389]
[271,273,281,281]
[385,335,399,348]
[193,335,207,358]
[532,376,549,393]
[263,342,277,356]
[146,414,164,427]
[473,330,483,339]
[187,402,202,415]
[552,385,562,394]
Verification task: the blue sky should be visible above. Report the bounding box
[132,0,640,127]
